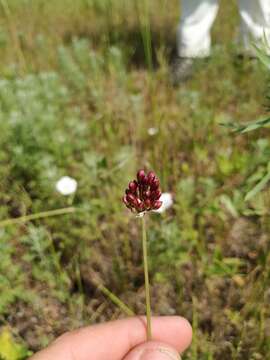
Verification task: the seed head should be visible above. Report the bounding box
[123,170,162,214]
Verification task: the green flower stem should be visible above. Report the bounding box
[142,215,152,340]
[0,207,76,227]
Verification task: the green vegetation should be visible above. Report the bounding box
[0,0,270,359]
[0,328,30,360]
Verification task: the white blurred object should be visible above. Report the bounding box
[177,0,270,58]
[56,176,77,196]
[153,193,173,214]
[136,211,146,218]
[148,127,158,136]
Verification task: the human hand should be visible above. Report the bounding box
[30,316,192,360]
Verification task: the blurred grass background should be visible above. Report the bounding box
[0,0,270,359]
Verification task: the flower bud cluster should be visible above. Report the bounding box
[123,170,162,214]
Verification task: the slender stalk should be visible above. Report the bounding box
[0,207,76,227]
[135,0,153,71]
[0,0,26,72]
[97,283,135,317]
[89,270,135,316]
[141,215,152,340]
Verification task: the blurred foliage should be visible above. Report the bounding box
[223,42,270,203]
[0,328,29,360]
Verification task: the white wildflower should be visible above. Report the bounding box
[148,127,158,136]
[56,176,77,196]
[153,192,173,213]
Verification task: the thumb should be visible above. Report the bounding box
[123,341,181,360]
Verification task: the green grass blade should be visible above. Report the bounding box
[245,171,270,201]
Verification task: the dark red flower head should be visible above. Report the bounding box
[123,170,162,214]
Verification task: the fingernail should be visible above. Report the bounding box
[139,347,180,360]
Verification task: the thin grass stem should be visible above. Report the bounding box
[0,207,76,227]
[97,283,134,317]
[135,0,153,71]
[0,0,26,72]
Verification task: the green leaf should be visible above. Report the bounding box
[245,170,270,201]
[221,117,270,133]
[219,194,238,218]
[253,43,270,70]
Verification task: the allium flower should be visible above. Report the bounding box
[153,192,173,213]
[56,176,77,196]
[123,170,162,214]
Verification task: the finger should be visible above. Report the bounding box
[123,341,181,360]
[31,316,192,360]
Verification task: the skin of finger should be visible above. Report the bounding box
[123,341,181,360]
[30,316,192,360]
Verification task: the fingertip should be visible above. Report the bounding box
[150,316,192,353]
[123,341,181,360]
[174,317,192,351]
